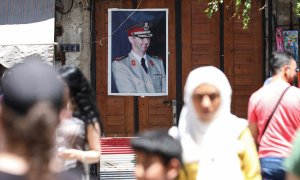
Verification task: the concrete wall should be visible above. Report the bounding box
[55,0,91,80]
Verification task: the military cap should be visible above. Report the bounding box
[127,22,153,38]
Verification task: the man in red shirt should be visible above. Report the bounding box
[248,51,300,180]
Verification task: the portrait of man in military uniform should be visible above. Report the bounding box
[108,9,168,96]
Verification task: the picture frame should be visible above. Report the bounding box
[108,8,168,96]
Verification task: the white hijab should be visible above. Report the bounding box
[178,66,247,180]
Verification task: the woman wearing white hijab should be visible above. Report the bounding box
[178,66,261,180]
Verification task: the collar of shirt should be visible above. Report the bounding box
[131,51,148,68]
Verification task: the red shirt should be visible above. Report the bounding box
[248,80,300,158]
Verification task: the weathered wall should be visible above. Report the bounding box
[55,0,91,80]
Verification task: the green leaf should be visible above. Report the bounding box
[202,0,253,29]
[296,0,300,16]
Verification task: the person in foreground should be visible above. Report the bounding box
[178,66,261,180]
[0,61,71,180]
[131,130,183,180]
[248,51,300,180]
[285,130,300,180]
[56,65,102,180]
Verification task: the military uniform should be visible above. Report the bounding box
[112,51,166,93]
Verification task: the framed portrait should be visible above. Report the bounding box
[108,9,168,96]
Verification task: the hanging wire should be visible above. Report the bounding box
[95,0,143,46]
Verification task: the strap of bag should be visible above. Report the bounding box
[260,85,291,144]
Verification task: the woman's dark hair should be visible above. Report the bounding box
[57,65,103,133]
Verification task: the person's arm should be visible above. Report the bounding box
[286,173,300,180]
[249,122,259,147]
[285,131,300,180]
[112,61,136,93]
[58,122,101,164]
[238,128,262,180]
[247,95,259,147]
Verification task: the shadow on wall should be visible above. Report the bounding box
[0,64,7,94]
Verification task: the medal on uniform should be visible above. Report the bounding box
[149,60,154,66]
[131,60,136,66]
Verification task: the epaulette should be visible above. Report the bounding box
[114,55,127,61]
[150,55,163,60]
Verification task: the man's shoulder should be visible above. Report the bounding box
[249,87,264,99]
[148,54,163,61]
[252,84,300,101]
[147,55,164,66]
[113,55,129,61]
[287,86,300,97]
[248,86,271,108]
[112,55,131,67]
